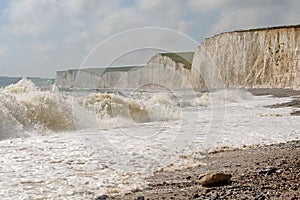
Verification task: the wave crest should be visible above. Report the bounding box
[78,92,180,124]
[192,89,253,106]
[4,78,39,94]
[0,79,182,139]
[0,79,75,139]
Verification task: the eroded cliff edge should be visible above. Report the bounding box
[193,25,300,89]
[56,25,300,89]
[55,52,197,89]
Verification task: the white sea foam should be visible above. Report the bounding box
[4,78,39,93]
[0,79,182,139]
[77,91,180,129]
[0,79,75,139]
[1,79,300,199]
[192,89,253,106]
[0,93,28,139]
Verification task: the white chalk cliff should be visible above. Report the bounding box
[193,25,300,89]
[56,25,300,89]
[55,52,196,89]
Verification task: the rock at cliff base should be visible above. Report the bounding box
[198,172,232,187]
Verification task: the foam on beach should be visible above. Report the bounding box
[1,78,299,199]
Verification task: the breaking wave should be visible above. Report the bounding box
[192,89,253,106]
[0,79,74,139]
[0,79,181,139]
[0,79,254,140]
[78,92,180,128]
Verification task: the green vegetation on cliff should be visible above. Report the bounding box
[160,52,194,69]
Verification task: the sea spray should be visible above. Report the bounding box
[0,79,255,139]
[0,93,28,139]
[4,78,39,93]
[192,89,253,106]
[19,91,75,131]
[1,79,299,199]
[0,79,75,139]
[0,79,183,139]
[78,92,180,127]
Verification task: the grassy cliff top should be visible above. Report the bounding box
[57,66,144,76]
[82,66,143,74]
[210,24,300,39]
[233,24,300,33]
[160,52,194,69]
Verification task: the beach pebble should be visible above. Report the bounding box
[95,194,109,200]
[259,166,277,175]
[192,193,200,198]
[210,192,218,200]
[254,194,266,200]
[198,172,232,187]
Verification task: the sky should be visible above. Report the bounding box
[0,0,300,78]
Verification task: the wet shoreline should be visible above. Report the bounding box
[107,140,300,200]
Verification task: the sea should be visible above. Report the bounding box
[0,77,299,199]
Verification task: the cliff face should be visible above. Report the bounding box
[142,52,202,89]
[55,67,140,89]
[193,26,300,88]
[55,52,202,90]
[56,26,300,90]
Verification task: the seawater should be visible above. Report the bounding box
[0,78,299,199]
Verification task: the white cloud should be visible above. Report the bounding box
[187,0,234,13]
[63,0,190,51]
[5,0,61,36]
[204,0,300,34]
[59,0,85,17]
[138,0,181,12]
[0,44,8,55]
[3,0,189,39]
[33,41,55,52]
[1,0,300,77]
[93,7,141,36]
[137,0,163,10]
[177,20,193,34]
